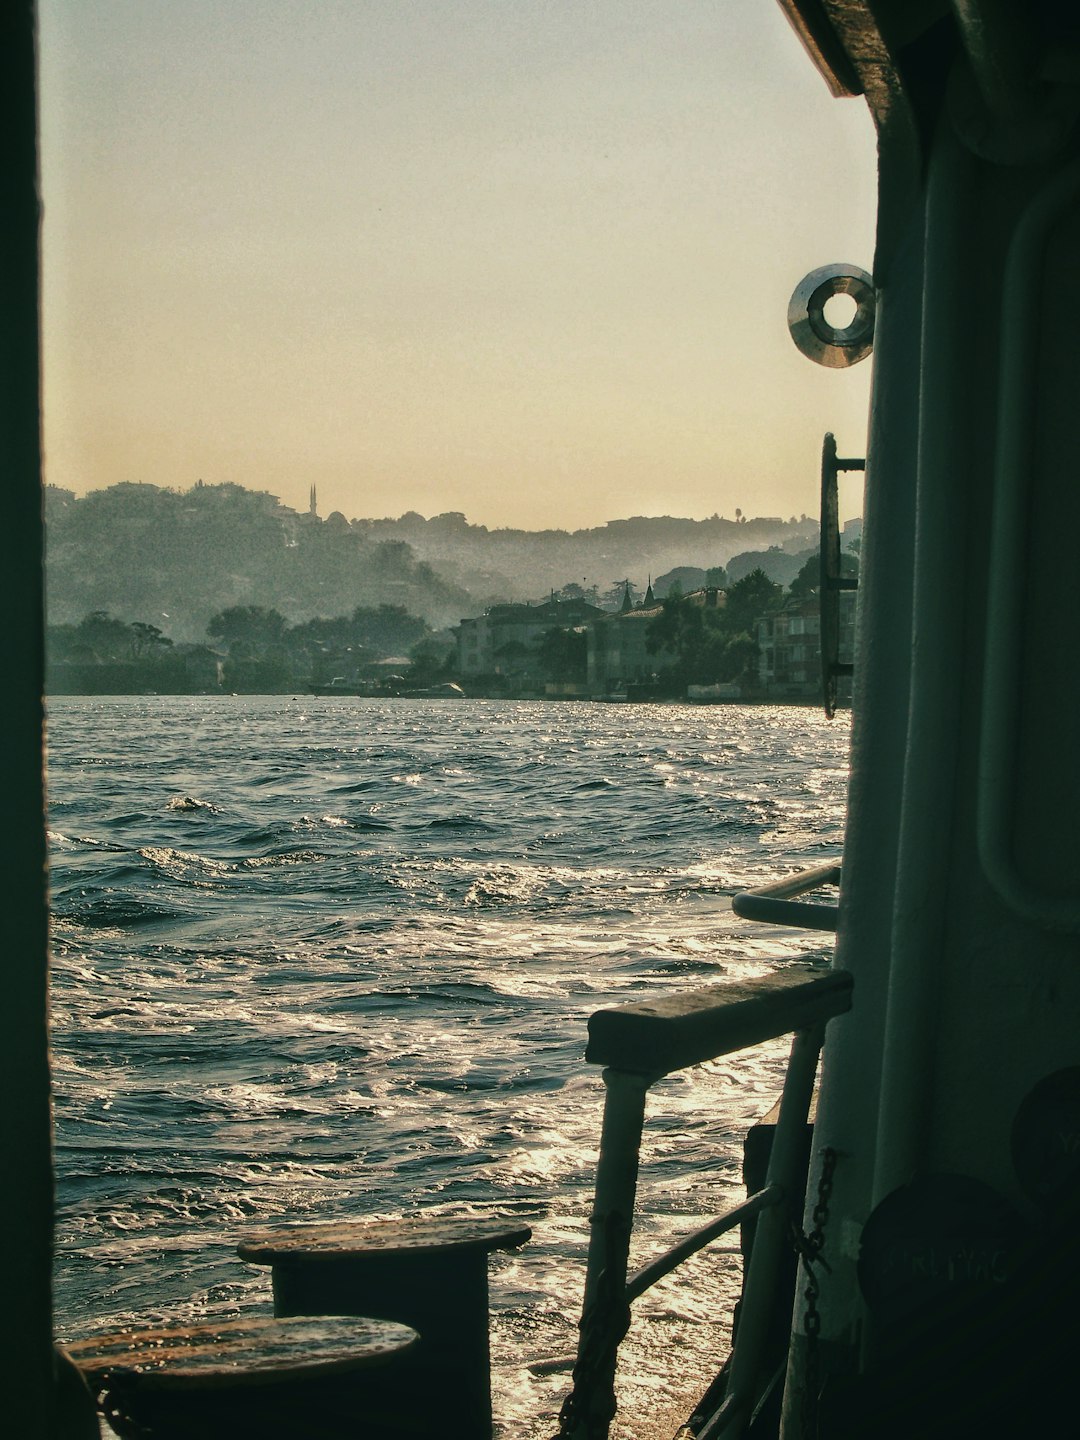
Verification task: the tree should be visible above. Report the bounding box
[602,579,640,612]
[787,552,859,600]
[646,594,706,659]
[206,605,288,653]
[129,622,173,659]
[206,606,291,692]
[642,574,781,693]
[407,634,457,685]
[724,569,782,632]
[535,626,587,685]
[287,616,358,652]
[554,582,600,606]
[45,622,81,663]
[350,604,430,654]
[75,610,132,661]
[723,633,761,684]
[491,639,533,683]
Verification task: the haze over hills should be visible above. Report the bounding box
[45,480,825,642]
[363,508,820,605]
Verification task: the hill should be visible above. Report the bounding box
[45,481,823,642]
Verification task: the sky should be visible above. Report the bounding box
[38,1,877,531]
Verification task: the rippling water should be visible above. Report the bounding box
[47,696,848,1438]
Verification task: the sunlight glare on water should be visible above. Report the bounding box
[47,697,848,1438]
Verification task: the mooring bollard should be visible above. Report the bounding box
[63,1313,418,1440]
[238,1213,532,1440]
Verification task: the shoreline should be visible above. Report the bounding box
[44,688,840,708]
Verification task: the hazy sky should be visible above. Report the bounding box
[39,1,877,530]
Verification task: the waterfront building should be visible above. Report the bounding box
[756,591,856,700]
[456,597,605,683]
[586,587,721,698]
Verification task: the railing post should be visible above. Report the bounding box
[560,1067,652,1440]
[699,1023,827,1439]
[563,973,852,1440]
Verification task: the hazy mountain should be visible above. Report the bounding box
[653,565,729,597]
[45,481,825,642]
[362,509,820,605]
[725,546,817,587]
[44,483,471,642]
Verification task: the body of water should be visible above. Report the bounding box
[47,696,848,1438]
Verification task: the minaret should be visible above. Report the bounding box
[309,484,318,518]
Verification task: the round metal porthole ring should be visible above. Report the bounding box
[788,263,875,368]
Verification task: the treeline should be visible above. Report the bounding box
[46,549,860,697]
[46,603,454,696]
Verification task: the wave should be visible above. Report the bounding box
[46,695,849,1396]
[424,814,498,831]
[138,845,236,883]
[47,830,130,853]
[166,794,220,814]
[54,894,194,928]
[241,849,336,869]
[104,810,150,827]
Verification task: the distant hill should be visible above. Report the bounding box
[725,546,817,587]
[45,481,827,642]
[44,482,471,642]
[361,509,820,605]
[653,565,728,597]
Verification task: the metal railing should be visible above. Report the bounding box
[732,861,841,932]
[556,969,853,1440]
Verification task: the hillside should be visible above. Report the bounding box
[45,481,823,642]
[44,483,471,641]
[364,509,820,603]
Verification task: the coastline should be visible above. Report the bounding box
[44,686,839,708]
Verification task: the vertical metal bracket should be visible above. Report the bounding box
[820,434,863,718]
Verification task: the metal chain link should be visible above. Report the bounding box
[791,1146,837,1440]
[554,1209,633,1440]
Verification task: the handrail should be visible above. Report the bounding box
[624,1184,780,1304]
[732,860,841,932]
[535,1185,782,1379]
[557,970,853,1440]
[585,968,850,1075]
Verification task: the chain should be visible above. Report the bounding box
[554,1209,632,1440]
[791,1145,837,1440]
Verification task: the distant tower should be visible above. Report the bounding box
[644,575,655,606]
[620,581,633,614]
[309,485,318,518]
